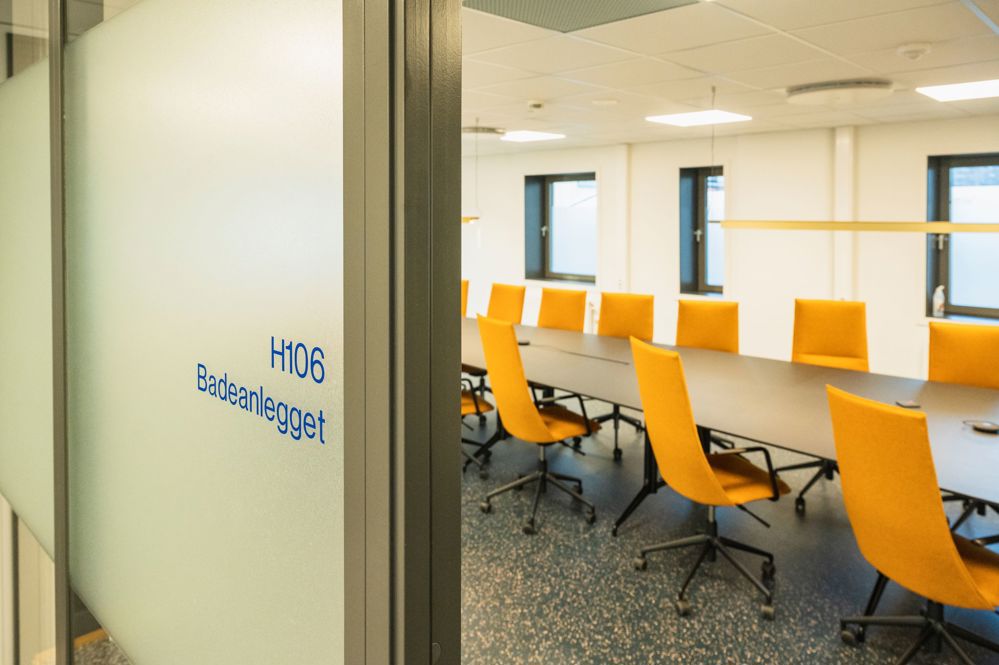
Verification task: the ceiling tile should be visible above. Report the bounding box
[561,57,700,88]
[775,110,875,127]
[573,3,769,56]
[461,8,556,54]
[890,58,999,87]
[853,102,965,121]
[714,0,951,31]
[950,97,999,115]
[477,76,607,100]
[462,0,698,33]
[462,89,518,112]
[665,34,830,74]
[632,75,754,103]
[726,58,871,90]
[472,35,634,74]
[560,89,699,116]
[849,34,999,75]
[462,58,536,88]
[792,3,989,57]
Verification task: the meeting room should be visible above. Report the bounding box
[458,1,999,662]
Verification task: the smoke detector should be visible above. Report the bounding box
[897,42,932,61]
[786,78,894,106]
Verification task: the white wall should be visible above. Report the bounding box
[461,114,999,379]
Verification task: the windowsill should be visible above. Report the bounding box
[679,290,725,300]
[919,313,999,327]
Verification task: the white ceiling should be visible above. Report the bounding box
[462,0,999,154]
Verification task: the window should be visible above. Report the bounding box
[525,173,597,283]
[679,166,724,294]
[928,154,999,319]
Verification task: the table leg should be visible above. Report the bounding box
[612,432,664,536]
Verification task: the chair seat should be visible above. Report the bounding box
[955,536,999,608]
[538,404,600,443]
[795,352,867,372]
[708,453,791,505]
[461,390,493,417]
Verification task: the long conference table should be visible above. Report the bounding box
[461,317,999,533]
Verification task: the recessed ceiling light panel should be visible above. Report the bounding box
[917,79,999,102]
[646,109,751,127]
[500,130,566,143]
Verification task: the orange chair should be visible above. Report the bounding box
[631,337,788,619]
[780,299,870,515]
[461,279,469,317]
[827,385,999,663]
[676,300,739,354]
[594,292,655,460]
[537,287,587,332]
[791,299,869,372]
[486,283,526,324]
[930,321,999,536]
[477,315,598,534]
[460,380,494,479]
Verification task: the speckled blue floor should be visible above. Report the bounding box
[461,406,999,664]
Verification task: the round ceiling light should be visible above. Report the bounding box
[786,79,894,106]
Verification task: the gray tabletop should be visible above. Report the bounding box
[461,317,999,505]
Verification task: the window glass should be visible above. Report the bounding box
[705,173,725,288]
[948,165,999,310]
[549,178,597,279]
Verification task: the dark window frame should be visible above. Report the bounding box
[927,153,999,320]
[680,166,723,295]
[525,172,597,283]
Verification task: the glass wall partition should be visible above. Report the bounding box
[63,0,344,663]
[0,2,55,663]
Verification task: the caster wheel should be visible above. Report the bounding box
[479,501,492,514]
[840,627,862,647]
[633,557,648,571]
[761,604,775,621]
[761,561,776,587]
[522,519,536,535]
[613,448,623,461]
[513,474,524,491]
[675,599,691,617]
[586,511,596,525]
[478,469,489,480]
[794,497,806,515]
[483,450,492,461]
[478,415,486,425]
[572,437,582,449]
[611,526,619,537]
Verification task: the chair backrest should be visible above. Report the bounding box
[487,283,526,324]
[630,337,732,507]
[476,316,557,444]
[792,299,868,371]
[461,279,469,317]
[598,292,654,341]
[929,321,999,390]
[826,385,992,610]
[676,300,739,354]
[537,288,587,332]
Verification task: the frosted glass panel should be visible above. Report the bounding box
[705,174,725,288]
[65,1,344,664]
[0,61,53,555]
[948,165,999,310]
[549,178,597,278]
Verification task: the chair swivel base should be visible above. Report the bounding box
[775,458,837,515]
[633,506,776,620]
[593,404,643,461]
[841,599,999,665]
[479,447,595,535]
[461,447,488,479]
